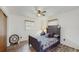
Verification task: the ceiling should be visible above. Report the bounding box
[3,6,79,17]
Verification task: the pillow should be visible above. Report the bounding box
[40,31,45,36]
[44,33,49,37]
[48,33,55,38]
[53,34,59,38]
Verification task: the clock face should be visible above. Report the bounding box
[9,34,19,44]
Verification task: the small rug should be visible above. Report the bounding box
[47,44,79,52]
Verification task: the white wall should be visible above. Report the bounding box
[48,20,58,25]
[58,8,79,49]
[7,15,27,46]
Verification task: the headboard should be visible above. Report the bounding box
[47,25,60,35]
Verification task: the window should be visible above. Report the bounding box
[25,20,34,35]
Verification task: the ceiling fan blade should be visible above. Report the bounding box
[42,13,45,16]
[42,11,46,13]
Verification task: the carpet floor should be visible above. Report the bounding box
[47,44,79,52]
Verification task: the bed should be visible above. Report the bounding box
[29,25,60,52]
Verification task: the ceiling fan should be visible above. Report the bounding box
[35,7,46,16]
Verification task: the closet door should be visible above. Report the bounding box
[0,9,7,52]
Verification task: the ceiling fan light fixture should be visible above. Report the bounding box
[34,7,46,16]
[37,13,41,16]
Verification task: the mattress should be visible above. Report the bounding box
[30,34,58,50]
